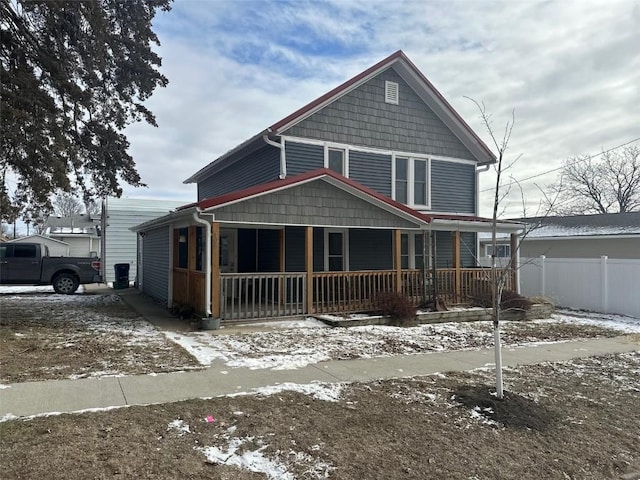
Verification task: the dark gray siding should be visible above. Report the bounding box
[431,161,476,214]
[197,145,280,201]
[285,141,324,177]
[214,180,421,229]
[349,229,393,270]
[141,226,170,304]
[435,231,477,268]
[313,228,324,271]
[285,227,305,272]
[257,230,280,272]
[284,67,475,160]
[349,151,392,196]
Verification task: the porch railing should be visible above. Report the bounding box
[220,273,306,320]
[312,270,396,314]
[435,268,515,304]
[218,268,515,320]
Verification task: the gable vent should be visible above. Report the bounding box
[385,81,399,105]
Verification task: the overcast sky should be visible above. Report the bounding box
[122,0,640,218]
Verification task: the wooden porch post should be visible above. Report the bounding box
[305,226,313,314]
[211,222,220,318]
[394,229,402,293]
[452,231,461,303]
[510,232,518,292]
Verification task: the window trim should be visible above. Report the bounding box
[324,228,349,272]
[400,232,426,269]
[486,244,511,258]
[392,153,431,209]
[323,144,349,176]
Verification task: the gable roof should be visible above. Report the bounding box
[7,234,70,246]
[184,50,496,184]
[186,168,433,227]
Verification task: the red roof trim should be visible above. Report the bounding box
[195,168,432,224]
[270,50,404,132]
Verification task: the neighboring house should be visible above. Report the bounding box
[494,213,640,318]
[133,50,521,321]
[100,197,188,284]
[479,212,640,261]
[7,234,71,257]
[44,214,100,257]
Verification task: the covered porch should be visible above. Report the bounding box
[170,221,520,322]
[137,170,521,322]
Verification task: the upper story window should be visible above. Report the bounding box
[385,81,399,105]
[393,155,430,208]
[395,157,408,204]
[325,147,348,176]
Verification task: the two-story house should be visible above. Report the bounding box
[133,51,521,322]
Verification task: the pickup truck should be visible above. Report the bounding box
[0,242,102,294]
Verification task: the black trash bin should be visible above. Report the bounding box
[113,263,130,290]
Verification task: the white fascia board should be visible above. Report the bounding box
[131,207,198,233]
[429,218,523,234]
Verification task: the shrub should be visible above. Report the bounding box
[472,289,533,311]
[374,291,417,326]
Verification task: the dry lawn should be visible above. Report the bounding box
[1,352,639,479]
[0,292,200,383]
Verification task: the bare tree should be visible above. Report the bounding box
[466,99,560,400]
[546,146,640,215]
[52,193,84,217]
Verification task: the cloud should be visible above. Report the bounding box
[121,0,640,218]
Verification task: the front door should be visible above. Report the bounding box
[220,229,237,273]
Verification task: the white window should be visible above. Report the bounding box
[393,155,430,208]
[486,244,510,258]
[385,81,399,105]
[324,146,348,176]
[400,232,426,269]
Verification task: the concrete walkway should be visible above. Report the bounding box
[2,335,638,418]
[1,287,638,419]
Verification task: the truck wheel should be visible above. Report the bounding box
[53,274,80,294]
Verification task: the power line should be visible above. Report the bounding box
[479,137,640,193]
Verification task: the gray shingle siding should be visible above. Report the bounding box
[431,161,476,214]
[213,180,421,229]
[285,141,324,177]
[349,151,392,197]
[283,67,475,160]
[435,231,477,268]
[197,145,280,201]
[141,226,170,304]
[349,229,393,270]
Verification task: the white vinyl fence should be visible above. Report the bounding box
[520,256,640,318]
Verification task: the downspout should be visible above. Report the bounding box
[263,134,286,179]
[192,209,215,316]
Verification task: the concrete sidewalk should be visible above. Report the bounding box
[1,335,638,419]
